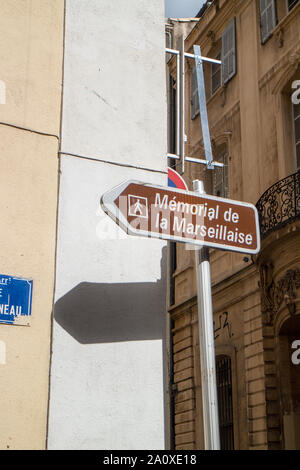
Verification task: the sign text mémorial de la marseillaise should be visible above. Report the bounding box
[101,180,260,255]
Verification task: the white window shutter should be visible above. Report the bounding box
[222,18,236,85]
[260,0,277,44]
[211,52,222,95]
[191,66,199,119]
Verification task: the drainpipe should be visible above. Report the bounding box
[166,23,176,450]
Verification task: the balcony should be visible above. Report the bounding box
[256,170,300,240]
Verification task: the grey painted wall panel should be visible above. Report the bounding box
[48,160,167,449]
[61,0,167,171]
[48,0,168,449]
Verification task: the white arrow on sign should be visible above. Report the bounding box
[100,180,261,255]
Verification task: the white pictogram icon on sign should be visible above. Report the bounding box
[128,195,148,218]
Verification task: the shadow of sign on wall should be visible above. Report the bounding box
[54,248,167,344]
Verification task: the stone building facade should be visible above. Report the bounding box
[166,0,300,450]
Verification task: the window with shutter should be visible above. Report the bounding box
[221,18,236,85]
[260,0,277,44]
[211,52,222,95]
[191,65,199,119]
[287,0,299,11]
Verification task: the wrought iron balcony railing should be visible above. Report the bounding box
[256,170,300,240]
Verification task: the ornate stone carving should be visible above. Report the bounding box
[259,265,300,324]
[288,52,300,65]
[276,28,284,48]
[276,269,300,315]
[259,263,275,324]
[207,30,217,48]
[220,84,227,108]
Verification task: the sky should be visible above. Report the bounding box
[165,0,206,18]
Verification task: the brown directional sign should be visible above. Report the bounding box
[101,180,260,254]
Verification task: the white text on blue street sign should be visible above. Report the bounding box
[0,275,33,326]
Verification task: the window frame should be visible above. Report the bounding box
[221,17,237,85]
[260,0,277,44]
[191,65,200,120]
[286,0,299,12]
[292,101,300,169]
[211,51,222,96]
[213,145,229,198]
[191,19,237,120]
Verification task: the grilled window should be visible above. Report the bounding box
[260,0,277,43]
[293,102,300,168]
[216,355,234,450]
[287,0,299,11]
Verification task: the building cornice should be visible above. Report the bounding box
[273,1,300,38]
[259,45,300,91]
[185,0,240,54]
[172,262,194,279]
[258,5,300,89]
[168,262,259,318]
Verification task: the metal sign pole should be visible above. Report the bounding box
[179,36,185,175]
[193,179,221,450]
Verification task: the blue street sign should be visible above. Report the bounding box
[0,275,33,326]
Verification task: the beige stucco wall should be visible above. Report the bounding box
[0,0,63,449]
[0,0,63,134]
